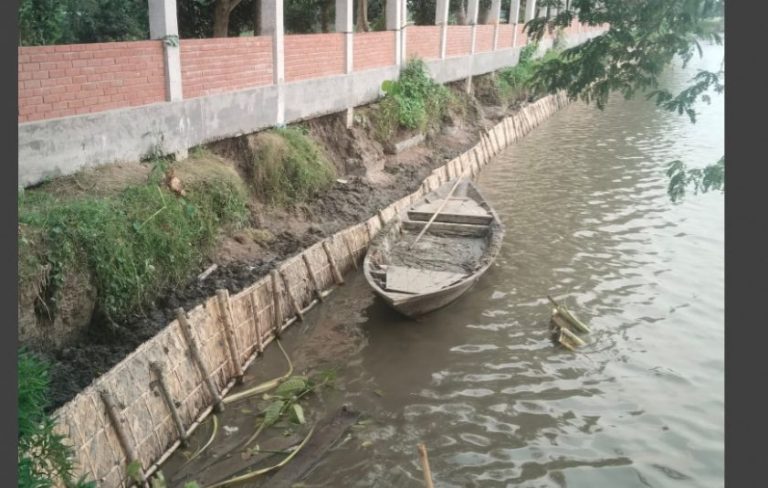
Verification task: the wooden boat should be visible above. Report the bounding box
[363,177,504,317]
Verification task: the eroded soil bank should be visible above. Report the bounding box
[23,78,536,411]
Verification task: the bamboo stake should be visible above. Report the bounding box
[271,270,284,336]
[410,177,462,249]
[99,390,147,485]
[302,253,326,300]
[176,308,224,413]
[323,241,345,285]
[149,362,188,447]
[378,209,387,228]
[417,443,435,488]
[340,234,358,271]
[279,270,304,322]
[215,289,244,384]
[248,290,264,353]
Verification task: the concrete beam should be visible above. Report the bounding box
[525,0,538,22]
[336,0,354,126]
[148,0,182,102]
[490,0,501,49]
[436,0,449,59]
[261,0,284,123]
[386,0,407,65]
[510,0,521,47]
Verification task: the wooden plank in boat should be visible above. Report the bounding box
[408,199,492,225]
[385,266,467,294]
[402,219,489,237]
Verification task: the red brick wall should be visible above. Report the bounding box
[475,25,495,52]
[181,37,273,99]
[515,24,528,47]
[406,26,440,61]
[497,24,514,48]
[18,41,165,123]
[446,26,472,57]
[284,33,345,82]
[354,31,395,71]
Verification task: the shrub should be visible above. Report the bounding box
[374,58,455,141]
[248,127,336,205]
[18,349,95,488]
[18,161,248,323]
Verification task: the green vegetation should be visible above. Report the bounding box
[18,160,248,323]
[374,58,455,141]
[666,157,724,202]
[18,350,95,488]
[523,0,725,201]
[248,127,336,205]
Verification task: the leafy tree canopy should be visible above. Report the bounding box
[524,0,724,201]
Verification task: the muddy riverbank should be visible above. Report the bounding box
[30,79,535,411]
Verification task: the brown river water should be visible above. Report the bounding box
[163,42,723,488]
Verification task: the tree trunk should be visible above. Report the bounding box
[213,0,231,37]
[251,0,261,35]
[320,0,331,32]
[213,0,244,37]
[457,1,467,25]
[357,0,369,32]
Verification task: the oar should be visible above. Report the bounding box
[409,178,463,249]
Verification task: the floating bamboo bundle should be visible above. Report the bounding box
[548,295,591,350]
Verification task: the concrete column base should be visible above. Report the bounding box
[345,107,354,128]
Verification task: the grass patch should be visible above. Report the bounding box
[247,127,336,205]
[18,349,94,488]
[494,41,565,104]
[373,58,456,141]
[18,159,248,324]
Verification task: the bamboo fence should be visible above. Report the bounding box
[50,92,571,487]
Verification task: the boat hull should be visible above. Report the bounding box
[373,272,481,317]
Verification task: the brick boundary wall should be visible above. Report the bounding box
[475,25,495,53]
[497,24,514,48]
[18,41,166,123]
[405,25,441,60]
[180,37,273,99]
[284,33,345,82]
[446,25,473,57]
[353,31,396,71]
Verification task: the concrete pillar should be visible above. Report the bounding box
[510,0,521,47]
[525,0,538,22]
[490,0,501,50]
[436,0,449,59]
[466,0,479,93]
[336,0,354,127]
[386,0,406,66]
[261,0,284,123]
[148,0,182,102]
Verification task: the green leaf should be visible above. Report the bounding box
[275,376,308,398]
[126,460,143,482]
[264,400,286,427]
[292,404,305,425]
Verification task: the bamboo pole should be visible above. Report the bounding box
[279,270,304,322]
[323,241,345,285]
[410,177,462,249]
[417,443,435,488]
[248,290,264,354]
[271,270,284,336]
[302,253,326,300]
[149,362,188,447]
[341,233,359,271]
[215,289,244,384]
[176,308,224,413]
[99,390,147,485]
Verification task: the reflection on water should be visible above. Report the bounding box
[171,42,723,488]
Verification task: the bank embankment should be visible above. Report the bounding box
[19,66,546,412]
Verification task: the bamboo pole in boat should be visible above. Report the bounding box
[409,177,463,249]
[417,443,435,488]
